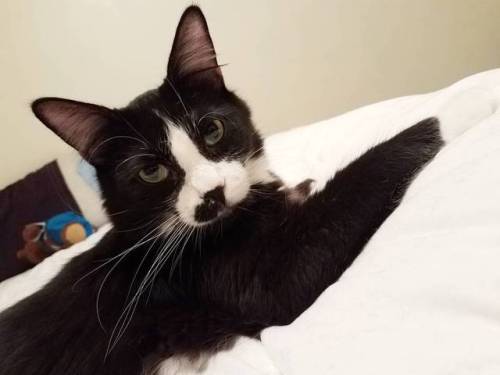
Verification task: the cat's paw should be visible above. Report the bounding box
[282,179,316,204]
[156,354,209,375]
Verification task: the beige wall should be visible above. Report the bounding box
[1,0,500,188]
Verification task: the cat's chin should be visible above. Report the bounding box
[196,207,233,227]
[176,205,234,228]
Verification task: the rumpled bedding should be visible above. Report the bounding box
[1,69,500,374]
[0,161,81,281]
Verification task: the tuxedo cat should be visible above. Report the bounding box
[0,6,444,375]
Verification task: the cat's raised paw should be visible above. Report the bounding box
[283,179,316,204]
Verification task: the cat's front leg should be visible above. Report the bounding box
[141,307,264,374]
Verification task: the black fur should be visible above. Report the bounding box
[0,6,444,375]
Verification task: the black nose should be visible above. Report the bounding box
[204,186,226,208]
[194,186,226,223]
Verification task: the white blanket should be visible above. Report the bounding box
[2,69,500,374]
[262,70,500,375]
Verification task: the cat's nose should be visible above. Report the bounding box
[203,186,226,210]
[194,186,227,223]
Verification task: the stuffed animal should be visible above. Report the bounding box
[16,211,94,265]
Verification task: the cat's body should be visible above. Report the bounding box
[0,6,451,375]
[0,118,442,374]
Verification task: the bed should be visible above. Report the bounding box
[2,69,500,374]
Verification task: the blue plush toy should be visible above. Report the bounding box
[17,211,94,264]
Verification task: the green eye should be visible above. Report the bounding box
[138,164,168,183]
[202,119,224,146]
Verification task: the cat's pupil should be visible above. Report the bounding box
[144,165,159,175]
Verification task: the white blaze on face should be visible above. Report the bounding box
[168,124,251,226]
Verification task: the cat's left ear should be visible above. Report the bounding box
[166,6,224,89]
[32,98,115,164]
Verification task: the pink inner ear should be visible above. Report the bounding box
[176,17,218,77]
[168,8,223,85]
[34,99,110,159]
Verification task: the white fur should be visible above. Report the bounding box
[166,124,267,226]
[154,354,209,375]
[244,154,277,185]
[169,125,205,171]
[213,160,249,206]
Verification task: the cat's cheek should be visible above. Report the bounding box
[175,186,203,226]
[245,154,276,185]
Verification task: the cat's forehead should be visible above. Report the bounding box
[126,87,216,127]
[122,88,240,139]
[115,85,256,162]
[121,90,190,137]
[117,95,206,165]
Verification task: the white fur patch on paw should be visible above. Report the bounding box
[155,354,210,375]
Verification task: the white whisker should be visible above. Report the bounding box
[72,225,161,291]
[106,217,194,355]
[88,136,148,161]
[114,153,156,172]
[94,224,165,330]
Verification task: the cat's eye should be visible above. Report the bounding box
[202,119,225,146]
[138,164,168,183]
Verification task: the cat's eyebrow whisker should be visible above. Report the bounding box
[197,111,228,124]
[164,77,196,130]
[154,91,175,120]
[114,112,152,147]
[114,153,157,172]
[87,136,149,162]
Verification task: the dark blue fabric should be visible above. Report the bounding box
[0,161,81,281]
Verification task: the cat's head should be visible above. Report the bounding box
[32,6,274,232]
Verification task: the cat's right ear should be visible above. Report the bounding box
[32,98,115,164]
[166,6,224,89]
